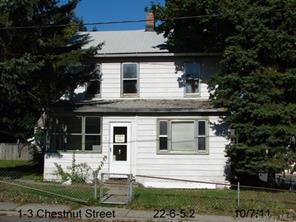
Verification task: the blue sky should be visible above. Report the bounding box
[75,0,164,31]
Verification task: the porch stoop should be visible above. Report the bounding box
[100,174,133,204]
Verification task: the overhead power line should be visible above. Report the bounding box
[0,15,217,30]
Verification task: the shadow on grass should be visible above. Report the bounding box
[0,160,43,180]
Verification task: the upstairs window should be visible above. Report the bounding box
[86,64,101,97]
[122,63,138,95]
[184,63,201,95]
[157,119,208,154]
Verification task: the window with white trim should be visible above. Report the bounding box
[50,116,101,152]
[157,119,208,154]
[122,63,138,95]
[184,62,201,95]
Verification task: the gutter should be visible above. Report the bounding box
[94,52,222,58]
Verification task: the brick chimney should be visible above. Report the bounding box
[145,12,155,31]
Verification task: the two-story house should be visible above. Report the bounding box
[43,16,229,188]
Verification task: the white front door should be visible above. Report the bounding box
[109,122,131,174]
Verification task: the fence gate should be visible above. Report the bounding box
[100,173,133,205]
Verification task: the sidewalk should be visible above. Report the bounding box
[1,202,288,222]
[0,202,240,222]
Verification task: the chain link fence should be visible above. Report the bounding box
[0,169,133,205]
[132,175,296,216]
[0,168,296,218]
[0,169,94,205]
[100,173,133,205]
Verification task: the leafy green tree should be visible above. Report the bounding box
[151,0,296,185]
[0,0,98,142]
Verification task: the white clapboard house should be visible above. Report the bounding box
[43,15,229,188]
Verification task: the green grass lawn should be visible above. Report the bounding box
[0,160,43,181]
[0,179,295,216]
[0,180,94,209]
[0,160,92,207]
[0,160,295,216]
[0,160,32,168]
[130,187,296,216]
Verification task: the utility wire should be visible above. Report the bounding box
[0,7,288,30]
[0,15,217,30]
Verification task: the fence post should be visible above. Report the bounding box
[99,173,104,203]
[128,174,133,203]
[237,181,240,208]
[93,171,97,200]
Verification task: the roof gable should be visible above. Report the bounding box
[81,29,168,55]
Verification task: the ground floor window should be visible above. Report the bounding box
[49,116,101,152]
[158,119,208,154]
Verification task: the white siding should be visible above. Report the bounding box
[99,61,211,99]
[44,115,228,188]
[139,62,183,99]
[138,62,211,99]
[135,116,228,188]
[70,58,219,100]
[100,63,121,99]
[43,153,108,182]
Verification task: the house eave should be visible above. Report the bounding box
[49,99,227,116]
[94,52,222,58]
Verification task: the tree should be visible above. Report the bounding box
[151,0,296,185]
[0,0,98,142]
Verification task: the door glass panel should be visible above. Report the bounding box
[113,145,127,161]
[113,127,127,143]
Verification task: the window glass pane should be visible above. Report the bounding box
[171,122,194,151]
[123,80,137,94]
[64,117,81,133]
[159,137,168,150]
[65,135,82,150]
[123,64,137,78]
[113,145,127,161]
[198,121,206,135]
[198,137,206,150]
[185,80,199,93]
[185,63,200,78]
[159,121,167,135]
[113,127,127,143]
[85,117,101,134]
[85,135,101,151]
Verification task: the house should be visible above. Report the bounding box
[43,14,229,188]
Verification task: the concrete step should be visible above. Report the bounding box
[101,178,132,204]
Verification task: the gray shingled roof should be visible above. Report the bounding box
[54,100,226,113]
[81,29,168,55]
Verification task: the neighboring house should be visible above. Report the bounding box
[43,15,229,188]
